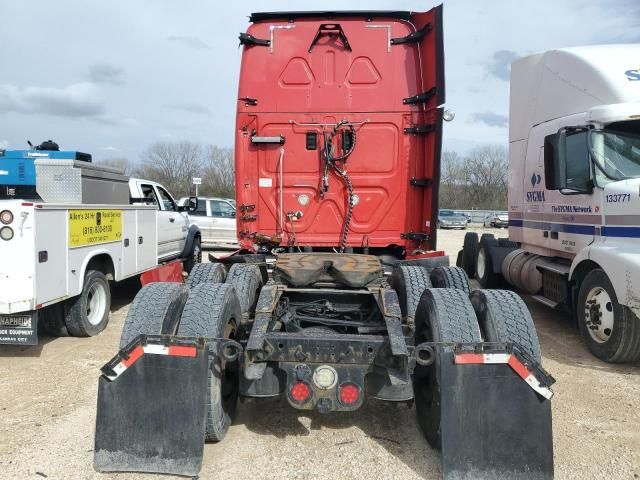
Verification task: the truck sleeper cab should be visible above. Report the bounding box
[465,44,640,363]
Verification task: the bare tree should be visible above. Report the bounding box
[201,146,235,198]
[96,157,134,176]
[137,141,203,197]
[439,150,464,209]
[439,145,508,210]
[462,145,508,210]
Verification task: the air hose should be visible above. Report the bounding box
[321,121,356,253]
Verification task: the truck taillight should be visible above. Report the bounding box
[338,383,361,406]
[289,381,312,403]
[0,210,13,225]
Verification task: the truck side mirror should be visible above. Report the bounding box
[544,127,593,195]
[187,196,198,213]
[178,197,198,213]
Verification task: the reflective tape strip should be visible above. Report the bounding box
[453,353,485,364]
[104,344,198,381]
[122,346,144,368]
[454,353,511,364]
[143,344,169,355]
[168,345,198,357]
[508,355,554,400]
[455,352,553,400]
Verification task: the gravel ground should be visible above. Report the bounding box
[1,225,639,479]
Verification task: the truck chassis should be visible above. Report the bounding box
[94,253,555,479]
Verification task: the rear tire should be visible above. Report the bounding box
[178,283,242,442]
[476,237,500,288]
[187,262,227,289]
[396,256,449,272]
[390,266,432,320]
[462,232,478,278]
[119,282,189,349]
[577,269,640,363]
[470,289,542,363]
[225,264,263,318]
[430,266,471,295]
[183,236,202,274]
[64,270,111,337]
[413,288,482,449]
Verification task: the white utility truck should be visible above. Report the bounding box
[0,160,201,345]
[461,44,640,363]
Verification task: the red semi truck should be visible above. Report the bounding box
[93,7,555,479]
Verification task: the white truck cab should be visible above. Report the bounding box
[469,44,640,363]
[129,179,193,261]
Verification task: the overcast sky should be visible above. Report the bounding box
[1,1,638,162]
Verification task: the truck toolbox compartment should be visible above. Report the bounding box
[35,160,129,204]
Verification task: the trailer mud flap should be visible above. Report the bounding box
[440,350,554,480]
[94,339,208,476]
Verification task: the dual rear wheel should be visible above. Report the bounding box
[392,264,542,449]
[119,262,262,442]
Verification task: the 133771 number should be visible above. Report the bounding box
[605,193,630,203]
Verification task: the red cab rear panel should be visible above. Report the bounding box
[235,8,444,255]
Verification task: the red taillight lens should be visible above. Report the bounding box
[290,382,311,403]
[339,383,361,405]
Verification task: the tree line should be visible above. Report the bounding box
[439,145,508,211]
[99,141,508,209]
[98,141,235,199]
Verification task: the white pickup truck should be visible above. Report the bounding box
[0,163,201,345]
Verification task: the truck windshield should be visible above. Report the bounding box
[589,129,640,184]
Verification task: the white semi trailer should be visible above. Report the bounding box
[462,44,640,363]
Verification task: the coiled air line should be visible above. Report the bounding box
[320,120,356,253]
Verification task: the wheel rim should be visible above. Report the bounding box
[477,248,486,279]
[194,243,202,263]
[86,282,107,326]
[584,286,614,343]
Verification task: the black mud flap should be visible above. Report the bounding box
[439,349,554,480]
[94,337,208,476]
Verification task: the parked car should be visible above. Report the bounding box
[438,209,467,229]
[484,212,509,228]
[178,197,238,249]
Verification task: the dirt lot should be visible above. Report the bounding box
[1,226,639,480]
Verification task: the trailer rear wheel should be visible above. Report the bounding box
[187,262,227,289]
[430,266,471,295]
[225,263,263,318]
[64,270,111,337]
[413,288,482,449]
[178,283,242,442]
[470,289,542,363]
[577,269,640,363]
[119,282,189,349]
[462,232,479,277]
